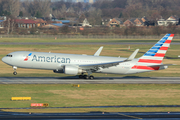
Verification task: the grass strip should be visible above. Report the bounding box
[1,84,180,108]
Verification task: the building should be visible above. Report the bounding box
[0,20,4,28]
[72,18,92,27]
[42,23,65,29]
[157,16,179,26]
[81,18,92,27]
[123,19,136,26]
[102,18,111,26]
[34,19,47,27]
[107,18,123,27]
[123,17,147,26]
[15,19,37,28]
[157,18,166,26]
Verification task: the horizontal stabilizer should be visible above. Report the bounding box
[94,46,103,56]
[147,64,176,67]
[126,49,139,61]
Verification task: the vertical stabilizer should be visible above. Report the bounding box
[139,33,174,64]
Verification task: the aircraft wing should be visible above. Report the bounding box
[79,60,124,71]
[79,49,139,71]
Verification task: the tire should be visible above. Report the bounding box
[79,75,83,79]
[83,75,88,79]
[13,72,17,75]
[89,76,94,80]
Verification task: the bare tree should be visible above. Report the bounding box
[36,0,51,17]
[87,8,102,26]
[0,0,20,16]
[7,0,20,16]
[21,0,51,18]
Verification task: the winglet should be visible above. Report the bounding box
[94,46,103,56]
[126,49,139,61]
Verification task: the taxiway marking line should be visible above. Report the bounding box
[118,113,142,119]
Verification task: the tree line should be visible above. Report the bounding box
[1,0,180,25]
[0,0,180,36]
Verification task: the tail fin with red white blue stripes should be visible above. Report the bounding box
[138,33,174,64]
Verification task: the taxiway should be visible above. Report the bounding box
[0,77,180,84]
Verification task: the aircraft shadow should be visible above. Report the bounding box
[1,76,155,80]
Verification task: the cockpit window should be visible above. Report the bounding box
[6,55,12,57]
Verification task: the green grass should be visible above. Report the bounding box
[1,84,180,113]
[1,37,180,43]
[0,84,180,108]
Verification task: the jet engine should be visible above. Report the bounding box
[63,65,83,75]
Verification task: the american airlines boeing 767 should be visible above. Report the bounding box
[2,34,174,79]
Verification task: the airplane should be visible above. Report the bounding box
[2,33,174,79]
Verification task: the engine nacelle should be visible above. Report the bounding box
[63,65,83,75]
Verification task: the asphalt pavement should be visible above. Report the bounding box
[1,110,180,120]
[0,77,180,84]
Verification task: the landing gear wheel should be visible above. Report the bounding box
[13,71,17,75]
[79,75,83,79]
[83,75,89,79]
[12,66,17,75]
[89,76,94,80]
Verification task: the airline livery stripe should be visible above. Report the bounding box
[170,34,174,37]
[140,56,163,60]
[164,40,172,43]
[160,47,168,50]
[154,53,165,57]
[157,50,166,54]
[167,37,173,40]
[138,59,162,63]
[162,43,170,47]
[131,65,160,70]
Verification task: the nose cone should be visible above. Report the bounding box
[2,56,9,64]
[2,57,5,63]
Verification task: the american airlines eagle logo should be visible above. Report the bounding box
[24,53,32,61]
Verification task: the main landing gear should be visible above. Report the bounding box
[13,66,17,75]
[79,75,94,79]
[79,70,94,79]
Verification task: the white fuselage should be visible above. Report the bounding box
[2,51,152,75]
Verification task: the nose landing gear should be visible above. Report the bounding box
[13,66,17,75]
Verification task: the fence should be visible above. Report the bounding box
[0,34,179,39]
